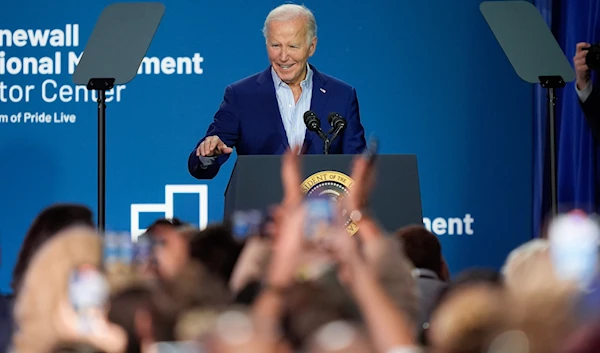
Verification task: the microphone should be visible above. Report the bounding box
[303,110,320,131]
[304,111,328,141]
[327,112,347,143]
[304,111,331,154]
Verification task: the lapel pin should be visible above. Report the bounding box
[320,88,326,93]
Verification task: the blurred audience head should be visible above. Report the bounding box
[305,320,375,353]
[146,217,184,237]
[502,239,578,353]
[146,218,191,280]
[281,280,358,351]
[11,204,94,296]
[395,225,445,279]
[106,285,155,353]
[502,238,549,282]
[429,283,510,353]
[107,284,177,353]
[188,224,243,286]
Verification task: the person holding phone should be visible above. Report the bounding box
[574,42,600,139]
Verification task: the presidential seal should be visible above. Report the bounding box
[300,171,359,235]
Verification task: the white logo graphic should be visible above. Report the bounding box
[130,184,208,241]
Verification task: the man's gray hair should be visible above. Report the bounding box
[262,4,317,45]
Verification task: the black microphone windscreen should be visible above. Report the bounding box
[304,111,320,131]
[304,110,316,123]
[328,112,345,129]
[327,112,337,125]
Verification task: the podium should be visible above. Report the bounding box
[224,154,423,233]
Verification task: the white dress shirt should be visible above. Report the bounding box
[576,81,593,103]
[271,64,313,149]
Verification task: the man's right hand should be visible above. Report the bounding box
[196,135,233,157]
[575,42,592,90]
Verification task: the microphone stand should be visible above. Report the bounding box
[311,127,330,155]
[324,125,344,155]
[540,75,564,217]
[323,138,331,155]
[304,112,344,155]
[329,126,344,145]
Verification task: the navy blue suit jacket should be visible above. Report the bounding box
[188,65,367,179]
[580,84,600,140]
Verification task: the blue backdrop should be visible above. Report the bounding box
[0,0,535,292]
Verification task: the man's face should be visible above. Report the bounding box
[151,225,189,279]
[266,17,317,86]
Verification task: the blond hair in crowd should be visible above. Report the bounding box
[503,241,579,353]
[12,226,126,353]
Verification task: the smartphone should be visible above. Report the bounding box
[232,210,263,241]
[304,197,337,241]
[548,212,600,290]
[68,263,109,334]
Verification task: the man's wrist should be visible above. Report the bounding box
[576,80,594,103]
[577,79,590,91]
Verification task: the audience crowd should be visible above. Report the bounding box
[0,148,598,353]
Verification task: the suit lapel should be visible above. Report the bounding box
[304,65,331,153]
[256,67,289,149]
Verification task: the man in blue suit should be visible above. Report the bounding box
[188,4,367,180]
